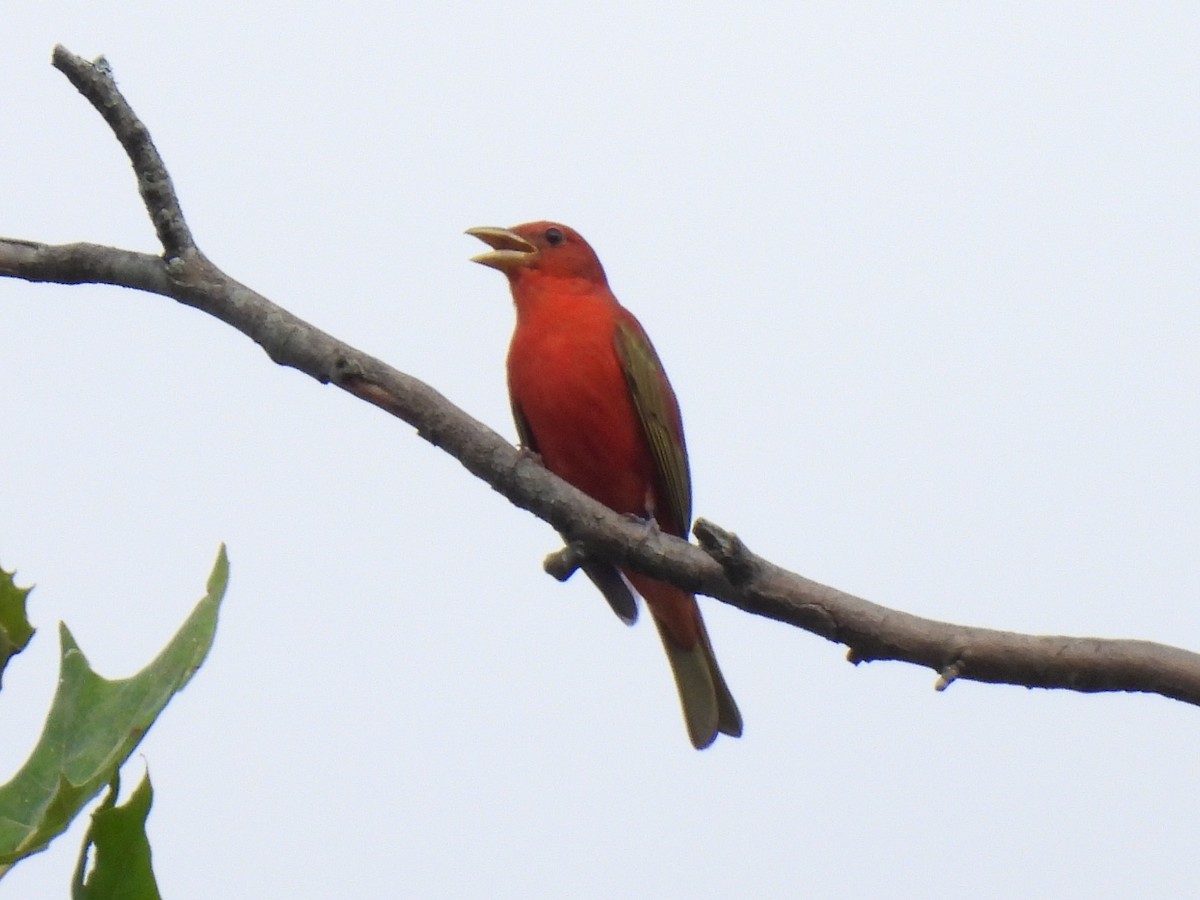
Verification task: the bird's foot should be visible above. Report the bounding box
[622,512,662,536]
[516,444,543,465]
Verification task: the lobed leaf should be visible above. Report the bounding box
[0,546,228,868]
[72,771,161,900]
[0,565,36,690]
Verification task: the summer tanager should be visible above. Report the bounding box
[468,221,742,749]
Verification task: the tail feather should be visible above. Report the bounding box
[697,612,743,739]
[632,573,741,749]
[654,616,721,749]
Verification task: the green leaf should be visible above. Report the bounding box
[72,771,161,900]
[0,546,228,868]
[0,564,36,690]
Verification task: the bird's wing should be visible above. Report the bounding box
[613,317,692,536]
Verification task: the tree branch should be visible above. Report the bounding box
[52,48,194,259]
[4,45,1200,708]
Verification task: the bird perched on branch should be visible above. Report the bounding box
[468,221,742,749]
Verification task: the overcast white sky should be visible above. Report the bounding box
[3,3,1198,897]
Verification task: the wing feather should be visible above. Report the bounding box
[613,318,692,536]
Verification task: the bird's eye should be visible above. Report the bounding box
[544,227,564,246]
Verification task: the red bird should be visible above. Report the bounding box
[468,221,742,749]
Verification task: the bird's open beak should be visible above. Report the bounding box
[466,226,537,272]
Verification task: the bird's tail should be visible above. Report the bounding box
[627,573,742,749]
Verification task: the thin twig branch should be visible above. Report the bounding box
[52,47,194,258]
[4,45,1200,708]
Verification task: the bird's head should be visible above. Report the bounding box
[466,221,607,285]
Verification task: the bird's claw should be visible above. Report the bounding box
[622,512,661,535]
[516,444,543,465]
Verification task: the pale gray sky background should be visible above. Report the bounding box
[3,3,1198,897]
